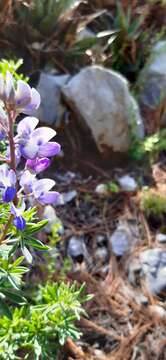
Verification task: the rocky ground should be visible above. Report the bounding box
[40,158,166,360]
[34,35,166,360]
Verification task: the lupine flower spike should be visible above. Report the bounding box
[0,70,61,231]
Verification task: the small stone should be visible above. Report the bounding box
[34,72,69,126]
[140,248,166,294]
[56,190,77,205]
[149,305,166,319]
[94,247,108,264]
[95,184,108,195]
[156,233,166,243]
[137,41,166,134]
[67,236,88,263]
[109,220,140,257]
[117,175,138,192]
[110,228,130,256]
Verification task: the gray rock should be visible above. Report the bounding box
[95,183,108,195]
[56,190,77,206]
[137,41,166,134]
[109,220,140,256]
[149,305,166,319]
[35,72,70,126]
[62,66,144,155]
[67,236,88,263]
[156,233,166,243]
[139,248,166,294]
[94,247,108,264]
[117,175,138,192]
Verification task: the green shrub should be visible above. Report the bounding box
[15,0,79,36]
[140,189,166,218]
[0,282,91,359]
[130,129,166,162]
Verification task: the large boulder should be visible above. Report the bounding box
[62,66,144,155]
[137,41,166,134]
[35,72,69,126]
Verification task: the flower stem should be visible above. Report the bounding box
[0,109,17,243]
[0,214,13,244]
[8,109,18,206]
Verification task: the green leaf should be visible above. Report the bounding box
[12,256,25,268]
[0,298,12,319]
[10,266,28,275]
[0,288,26,305]
[25,219,48,234]
[8,274,20,290]
[21,245,32,264]
[25,237,49,251]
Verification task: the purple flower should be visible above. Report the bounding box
[17,117,39,141]
[26,157,51,174]
[11,201,26,231]
[0,72,15,104]
[17,117,61,159]
[0,72,40,114]
[20,171,59,205]
[0,127,6,141]
[32,179,60,205]
[6,145,21,166]
[15,80,40,114]
[20,170,36,193]
[0,165,16,202]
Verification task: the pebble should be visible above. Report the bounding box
[139,248,166,294]
[156,233,166,243]
[149,305,166,319]
[117,175,138,192]
[56,190,77,205]
[95,184,108,195]
[109,220,140,257]
[67,236,88,263]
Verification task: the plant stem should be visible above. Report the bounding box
[0,109,17,243]
[0,214,13,244]
[8,109,18,205]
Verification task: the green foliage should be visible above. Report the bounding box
[141,189,166,218]
[130,129,166,162]
[16,0,79,35]
[106,181,120,193]
[0,282,91,359]
[0,58,28,82]
[110,2,147,76]
[0,206,49,316]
